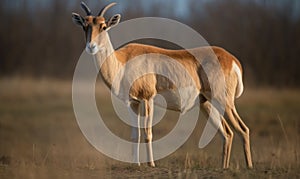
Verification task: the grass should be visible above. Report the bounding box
[0,77,299,178]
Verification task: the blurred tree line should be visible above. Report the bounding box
[0,0,299,87]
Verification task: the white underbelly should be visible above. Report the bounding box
[156,87,200,113]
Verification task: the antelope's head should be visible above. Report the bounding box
[72,2,121,55]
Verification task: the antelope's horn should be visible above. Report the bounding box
[98,2,117,17]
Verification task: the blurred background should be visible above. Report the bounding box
[0,0,299,87]
[1,0,300,178]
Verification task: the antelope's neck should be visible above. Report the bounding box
[94,32,123,90]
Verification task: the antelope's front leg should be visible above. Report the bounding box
[144,99,155,167]
[128,101,141,166]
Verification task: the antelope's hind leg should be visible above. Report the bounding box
[225,105,253,168]
[200,100,234,168]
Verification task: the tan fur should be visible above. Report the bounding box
[114,44,240,100]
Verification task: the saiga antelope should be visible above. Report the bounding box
[72,2,253,168]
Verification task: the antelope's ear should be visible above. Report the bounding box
[72,13,85,27]
[106,14,121,30]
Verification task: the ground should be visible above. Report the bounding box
[0,78,299,178]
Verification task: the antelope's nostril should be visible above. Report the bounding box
[91,43,97,49]
[87,42,97,49]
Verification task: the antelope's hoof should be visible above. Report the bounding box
[148,162,155,167]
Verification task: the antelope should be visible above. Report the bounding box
[72,2,253,168]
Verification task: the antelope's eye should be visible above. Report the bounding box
[99,24,106,31]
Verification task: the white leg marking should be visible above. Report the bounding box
[145,98,155,167]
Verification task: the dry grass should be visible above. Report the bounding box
[0,77,299,178]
